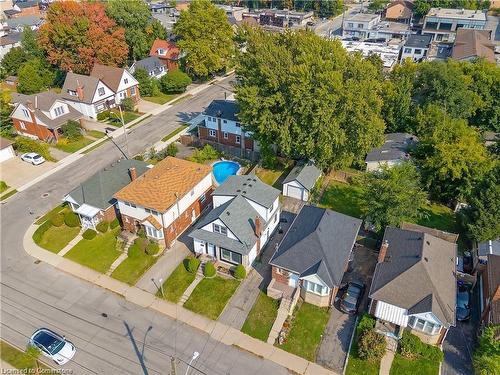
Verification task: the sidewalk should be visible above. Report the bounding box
[23,222,338,375]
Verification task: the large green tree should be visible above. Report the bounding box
[0,90,13,136]
[473,325,500,375]
[0,47,29,77]
[17,58,55,94]
[359,162,427,233]
[173,0,234,78]
[236,28,384,169]
[133,68,154,97]
[21,26,43,59]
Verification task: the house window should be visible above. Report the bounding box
[158,48,166,56]
[124,201,136,208]
[414,49,422,54]
[235,122,241,127]
[131,87,136,95]
[145,226,164,239]
[68,90,77,96]
[209,129,216,137]
[408,317,441,335]
[20,121,26,130]
[98,87,105,96]
[213,223,227,236]
[273,213,277,223]
[269,202,274,213]
[223,132,228,139]
[124,78,129,85]
[276,268,282,275]
[357,23,364,28]
[207,116,212,122]
[404,48,412,53]
[145,208,160,216]
[22,109,29,117]
[199,193,206,204]
[348,22,354,27]
[235,135,241,144]
[220,248,242,264]
[304,280,328,296]
[54,106,65,117]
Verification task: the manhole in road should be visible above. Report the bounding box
[41,192,50,198]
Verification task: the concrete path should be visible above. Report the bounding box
[379,337,398,375]
[58,233,82,256]
[178,274,203,306]
[106,252,128,276]
[267,299,290,344]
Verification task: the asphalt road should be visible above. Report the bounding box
[0,76,288,375]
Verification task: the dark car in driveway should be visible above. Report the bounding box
[339,281,365,315]
[457,283,471,321]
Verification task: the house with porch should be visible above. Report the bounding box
[64,159,150,230]
[368,226,456,345]
[149,39,181,71]
[268,205,362,307]
[90,64,140,106]
[189,175,280,270]
[114,157,213,248]
[10,91,82,143]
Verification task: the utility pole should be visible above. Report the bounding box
[170,356,177,375]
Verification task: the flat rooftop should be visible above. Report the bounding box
[345,12,380,22]
[341,40,401,68]
[426,7,486,21]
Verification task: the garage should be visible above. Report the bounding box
[286,184,305,200]
[0,137,15,163]
[282,160,321,202]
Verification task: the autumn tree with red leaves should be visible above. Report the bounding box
[38,2,128,74]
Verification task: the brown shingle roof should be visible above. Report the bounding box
[0,137,14,150]
[142,215,163,230]
[90,64,125,92]
[114,157,212,212]
[452,29,495,63]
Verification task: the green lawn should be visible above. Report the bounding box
[417,203,458,233]
[107,111,141,126]
[111,252,158,285]
[86,130,106,139]
[390,354,440,375]
[161,125,188,142]
[64,228,122,273]
[278,302,330,361]
[242,291,279,341]
[1,341,50,371]
[55,137,94,153]
[143,93,178,105]
[36,224,80,253]
[158,259,196,303]
[0,189,17,201]
[345,338,381,375]
[0,180,8,193]
[319,180,364,218]
[35,204,66,225]
[184,276,240,320]
[255,167,286,187]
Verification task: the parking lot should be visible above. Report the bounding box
[0,156,56,189]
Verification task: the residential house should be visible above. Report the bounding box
[282,160,321,201]
[451,29,495,63]
[189,175,281,269]
[149,1,172,14]
[197,99,258,152]
[10,91,82,142]
[4,75,18,88]
[0,31,21,61]
[242,9,313,28]
[4,15,43,31]
[400,34,432,62]
[216,4,248,22]
[90,64,140,105]
[479,254,500,328]
[10,1,41,18]
[343,13,381,39]
[383,0,413,24]
[130,56,167,79]
[268,205,362,307]
[368,227,456,345]
[64,160,150,230]
[149,39,181,71]
[62,72,115,119]
[341,40,402,69]
[365,133,417,172]
[0,137,15,163]
[422,8,487,42]
[115,157,213,248]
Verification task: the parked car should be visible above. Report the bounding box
[30,328,76,365]
[457,283,471,321]
[21,152,45,165]
[339,280,365,315]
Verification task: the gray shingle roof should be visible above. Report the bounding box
[62,72,102,104]
[369,227,456,327]
[478,239,500,257]
[404,34,432,49]
[365,133,417,163]
[283,160,321,190]
[66,160,150,210]
[270,205,362,288]
[204,100,239,122]
[134,56,165,75]
[213,175,280,209]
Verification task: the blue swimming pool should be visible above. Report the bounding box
[213,160,240,185]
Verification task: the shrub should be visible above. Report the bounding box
[14,136,53,161]
[82,229,97,240]
[186,257,200,273]
[399,331,443,361]
[96,221,109,233]
[134,237,148,252]
[120,97,134,111]
[203,261,216,277]
[128,243,141,258]
[61,120,82,140]
[473,325,500,375]
[32,220,52,244]
[187,145,220,164]
[110,218,120,229]
[133,68,153,96]
[358,329,386,362]
[96,110,110,121]
[137,228,146,238]
[233,264,246,279]
[356,313,376,336]
[151,80,161,96]
[50,213,64,227]
[146,241,160,256]
[159,69,192,93]
[64,212,80,227]
[166,142,178,157]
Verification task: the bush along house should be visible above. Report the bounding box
[114,157,213,248]
[63,159,150,230]
[268,205,361,307]
[189,175,281,270]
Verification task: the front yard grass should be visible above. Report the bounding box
[161,125,187,142]
[36,224,80,253]
[64,228,121,273]
[390,354,440,375]
[241,291,279,341]
[86,130,106,139]
[143,93,178,105]
[158,259,196,303]
[111,251,158,285]
[319,180,364,218]
[1,341,50,371]
[54,137,94,153]
[277,302,330,361]
[35,204,66,225]
[184,276,240,320]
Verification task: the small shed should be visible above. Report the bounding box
[282,160,321,201]
[0,137,15,163]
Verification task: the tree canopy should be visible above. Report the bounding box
[38,1,128,74]
[1,47,29,77]
[173,0,234,78]
[17,58,55,94]
[0,90,13,136]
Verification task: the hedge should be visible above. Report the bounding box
[110,218,120,229]
[203,261,216,277]
[82,229,97,240]
[399,331,444,361]
[233,264,246,279]
[187,257,200,273]
[51,213,64,227]
[33,220,52,244]
[97,110,110,121]
[64,212,80,227]
[146,242,160,256]
[14,136,54,161]
[358,329,386,362]
[96,221,109,233]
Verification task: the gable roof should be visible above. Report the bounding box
[213,175,280,209]
[452,29,495,63]
[365,133,417,163]
[270,205,362,288]
[149,39,180,60]
[90,64,127,92]
[133,56,165,75]
[114,157,212,212]
[283,160,321,190]
[62,72,103,104]
[369,227,456,327]
[385,0,413,19]
[66,159,150,210]
[204,100,239,122]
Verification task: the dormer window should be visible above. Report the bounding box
[68,90,77,96]
[213,223,227,236]
[98,87,105,96]
[22,108,29,117]
[54,106,65,117]
[158,48,166,56]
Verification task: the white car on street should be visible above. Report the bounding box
[21,152,46,165]
[30,328,76,365]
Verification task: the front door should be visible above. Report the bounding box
[207,243,216,257]
[289,273,299,288]
[191,209,196,223]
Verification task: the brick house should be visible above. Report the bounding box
[268,205,361,307]
[114,157,213,248]
[64,159,150,230]
[10,91,82,143]
[383,0,413,24]
[149,39,181,71]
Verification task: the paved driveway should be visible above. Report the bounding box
[0,157,56,189]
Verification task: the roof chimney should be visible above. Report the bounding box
[129,167,137,181]
[254,216,262,238]
[76,79,84,101]
[34,95,38,109]
[25,100,34,111]
[378,240,389,263]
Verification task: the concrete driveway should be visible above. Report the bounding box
[0,157,56,189]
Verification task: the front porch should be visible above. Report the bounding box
[74,204,101,230]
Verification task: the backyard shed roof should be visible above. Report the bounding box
[283,160,321,190]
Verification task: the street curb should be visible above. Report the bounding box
[23,222,339,375]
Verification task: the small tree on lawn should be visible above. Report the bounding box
[160,70,192,93]
[120,97,135,111]
[61,120,82,140]
[133,68,153,96]
[358,329,386,362]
